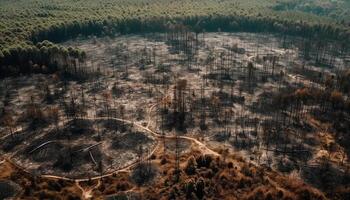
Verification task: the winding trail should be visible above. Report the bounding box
[2,117,218,181]
[0,101,221,199]
[79,116,220,157]
[146,103,158,129]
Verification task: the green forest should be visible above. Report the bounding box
[0,0,349,76]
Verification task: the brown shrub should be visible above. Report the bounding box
[196,154,213,168]
[185,156,197,175]
[241,164,253,177]
[295,187,326,200]
[150,154,156,160]
[199,169,214,179]
[116,181,131,191]
[228,162,234,169]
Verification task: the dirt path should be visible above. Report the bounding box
[0,127,23,140]
[41,140,159,182]
[80,116,220,157]
[146,103,157,129]
[1,102,220,185]
[14,115,218,182]
[76,179,101,200]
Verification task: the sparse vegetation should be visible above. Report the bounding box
[0,0,350,199]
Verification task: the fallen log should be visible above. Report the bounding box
[89,150,97,166]
[75,142,103,153]
[29,141,56,154]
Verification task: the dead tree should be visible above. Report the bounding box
[247,62,254,93]
[119,105,125,131]
[0,112,15,138]
[174,132,180,182]
[199,81,207,131]
[173,79,187,131]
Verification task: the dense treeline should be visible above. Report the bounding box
[30,15,350,43]
[0,41,85,77]
[0,0,349,77]
[273,0,350,23]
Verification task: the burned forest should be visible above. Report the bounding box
[1,0,350,199]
